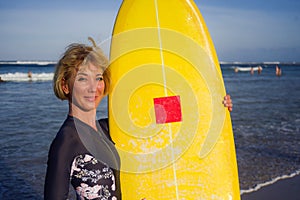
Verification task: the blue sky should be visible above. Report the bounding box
[0,0,299,62]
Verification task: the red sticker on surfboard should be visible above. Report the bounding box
[154,95,182,124]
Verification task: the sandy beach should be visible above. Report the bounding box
[241,174,300,200]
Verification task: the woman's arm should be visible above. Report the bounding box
[44,129,75,200]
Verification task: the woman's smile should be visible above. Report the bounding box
[84,95,99,102]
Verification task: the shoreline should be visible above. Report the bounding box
[241,173,300,200]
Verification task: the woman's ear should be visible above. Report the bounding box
[61,79,70,95]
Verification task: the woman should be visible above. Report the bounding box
[44,38,233,200]
[44,38,121,200]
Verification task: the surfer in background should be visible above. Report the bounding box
[44,38,233,200]
[234,67,239,73]
[0,77,5,82]
[257,66,262,74]
[27,70,33,81]
[276,65,282,76]
[28,70,32,79]
[250,67,254,75]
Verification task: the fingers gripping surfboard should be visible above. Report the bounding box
[109,0,240,199]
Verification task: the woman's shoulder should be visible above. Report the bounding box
[52,117,79,145]
[57,116,76,133]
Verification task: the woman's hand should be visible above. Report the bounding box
[223,94,233,112]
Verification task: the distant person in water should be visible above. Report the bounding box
[28,70,32,79]
[257,66,262,74]
[276,65,282,76]
[0,77,5,82]
[250,67,254,75]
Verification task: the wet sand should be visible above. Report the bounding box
[241,174,300,200]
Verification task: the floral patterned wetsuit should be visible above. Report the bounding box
[44,116,121,200]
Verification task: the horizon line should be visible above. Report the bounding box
[1,60,300,66]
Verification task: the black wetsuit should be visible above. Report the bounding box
[44,116,121,200]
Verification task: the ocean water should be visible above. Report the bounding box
[0,62,299,199]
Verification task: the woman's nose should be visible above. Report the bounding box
[88,79,98,92]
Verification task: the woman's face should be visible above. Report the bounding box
[68,63,105,112]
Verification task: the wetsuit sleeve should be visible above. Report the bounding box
[44,127,77,200]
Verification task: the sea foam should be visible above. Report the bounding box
[0,72,54,82]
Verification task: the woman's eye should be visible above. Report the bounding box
[96,77,103,81]
[78,77,87,81]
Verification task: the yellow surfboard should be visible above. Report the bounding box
[109,0,240,199]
